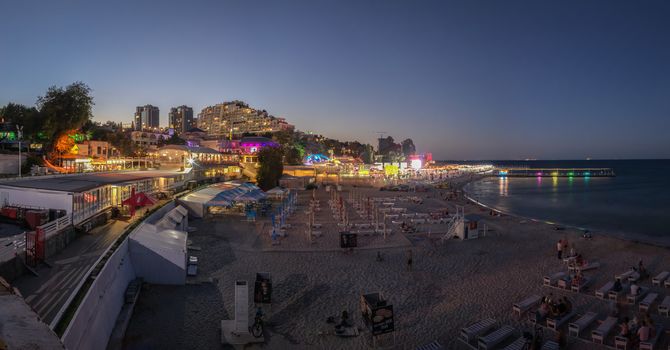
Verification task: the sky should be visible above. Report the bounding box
[1,0,669,160]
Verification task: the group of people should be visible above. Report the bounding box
[556,239,576,260]
[535,293,572,323]
[618,313,656,344]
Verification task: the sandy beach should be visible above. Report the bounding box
[123,175,670,349]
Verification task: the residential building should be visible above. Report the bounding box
[168,105,194,135]
[130,131,171,151]
[76,140,119,159]
[134,105,160,131]
[197,101,293,138]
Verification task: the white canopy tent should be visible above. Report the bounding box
[178,181,265,218]
[129,223,187,285]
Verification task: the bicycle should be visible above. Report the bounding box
[250,307,264,338]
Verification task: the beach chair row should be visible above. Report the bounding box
[542,272,592,292]
[459,318,559,350]
[596,281,670,314]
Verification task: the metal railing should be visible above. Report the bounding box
[37,215,72,239]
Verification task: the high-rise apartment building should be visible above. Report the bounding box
[134,105,160,131]
[168,105,194,134]
[197,101,293,138]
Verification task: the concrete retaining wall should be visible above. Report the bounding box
[61,202,178,350]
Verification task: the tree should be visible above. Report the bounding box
[401,138,416,157]
[283,145,303,165]
[37,82,94,153]
[361,144,375,164]
[0,103,40,139]
[256,146,284,190]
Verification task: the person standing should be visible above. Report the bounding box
[557,240,563,260]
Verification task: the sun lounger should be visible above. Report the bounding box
[557,276,572,289]
[591,316,617,344]
[543,272,566,287]
[626,287,649,304]
[502,337,527,350]
[665,278,670,288]
[614,335,629,350]
[568,312,598,337]
[513,295,541,317]
[639,293,658,312]
[658,296,670,316]
[596,281,615,299]
[541,341,559,350]
[639,325,663,350]
[460,318,496,343]
[609,284,628,301]
[572,261,601,272]
[571,277,592,292]
[652,271,669,286]
[477,325,514,350]
[547,311,575,330]
[415,340,443,350]
[616,270,636,282]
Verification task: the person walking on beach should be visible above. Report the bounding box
[406,249,413,272]
[557,240,563,260]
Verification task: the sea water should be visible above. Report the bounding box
[462,159,670,245]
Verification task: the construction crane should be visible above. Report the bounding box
[375,131,387,140]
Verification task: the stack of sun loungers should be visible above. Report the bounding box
[613,334,629,349]
[477,325,515,350]
[568,261,600,272]
[626,287,649,304]
[571,277,592,292]
[460,318,496,343]
[652,271,669,286]
[415,340,443,350]
[591,316,617,344]
[609,284,628,301]
[639,325,664,350]
[541,341,559,350]
[501,336,527,350]
[543,272,566,287]
[658,296,670,316]
[568,312,598,337]
[596,281,615,299]
[616,270,640,283]
[512,295,541,317]
[546,311,575,330]
[639,293,658,312]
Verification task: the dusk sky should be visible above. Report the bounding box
[1,0,669,160]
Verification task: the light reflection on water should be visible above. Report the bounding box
[464,167,669,244]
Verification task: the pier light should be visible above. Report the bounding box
[536,172,542,177]
[584,172,591,176]
[568,172,574,177]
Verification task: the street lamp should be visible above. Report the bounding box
[16,125,23,177]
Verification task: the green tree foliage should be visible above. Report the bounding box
[0,103,40,139]
[106,131,136,156]
[37,82,94,152]
[283,146,303,165]
[256,145,284,190]
[361,144,375,164]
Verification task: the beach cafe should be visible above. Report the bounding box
[178,181,267,218]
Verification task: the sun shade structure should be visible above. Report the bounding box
[178,181,265,217]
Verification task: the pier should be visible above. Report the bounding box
[494,168,615,177]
